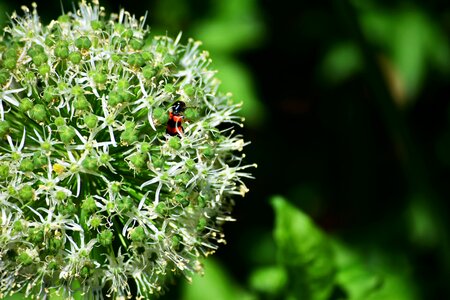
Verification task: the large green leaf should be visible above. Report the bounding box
[181,258,255,300]
[332,240,419,300]
[248,265,288,296]
[271,196,336,300]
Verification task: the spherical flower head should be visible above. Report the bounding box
[0,1,254,299]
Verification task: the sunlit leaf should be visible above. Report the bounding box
[360,6,450,102]
[249,265,288,295]
[212,56,266,127]
[271,196,336,300]
[332,240,419,300]
[192,0,264,53]
[406,194,440,248]
[181,258,255,300]
[319,42,363,85]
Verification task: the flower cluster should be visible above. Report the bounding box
[0,1,254,299]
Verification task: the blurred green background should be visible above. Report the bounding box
[1,0,449,299]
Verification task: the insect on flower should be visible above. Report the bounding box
[166,100,186,137]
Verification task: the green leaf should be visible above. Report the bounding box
[271,196,336,300]
[360,6,450,101]
[319,42,363,85]
[212,56,266,127]
[332,241,383,300]
[249,265,288,295]
[181,258,255,300]
[192,0,264,53]
[332,240,419,300]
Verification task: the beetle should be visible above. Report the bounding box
[166,101,186,137]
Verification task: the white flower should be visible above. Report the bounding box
[0,1,254,299]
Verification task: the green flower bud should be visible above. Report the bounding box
[75,36,92,50]
[18,185,34,201]
[129,153,146,170]
[203,145,215,157]
[127,53,145,67]
[142,65,155,79]
[69,51,82,64]
[84,113,98,129]
[38,64,50,76]
[30,104,47,122]
[152,107,169,124]
[99,153,110,165]
[17,251,33,266]
[112,36,126,48]
[19,158,34,172]
[98,229,113,247]
[54,116,66,127]
[3,47,18,60]
[0,120,10,137]
[27,43,44,57]
[120,128,138,145]
[197,217,207,231]
[140,142,151,153]
[73,95,91,111]
[55,190,67,201]
[92,71,107,84]
[91,20,104,30]
[89,214,102,228]
[164,83,175,94]
[43,86,56,102]
[151,155,164,168]
[82,156,98,171]
[58,14,70,23]
[184,107,199,121]
[80,265,92,278]
[58,125,76,144]
[198,193,208,208]
[0,164,9,179]
[130,38,143,50]
[141,51,153,61]
[183,84,195,97]
[48,260,59,270]
[45,36,55,46]
[111,53,121,62]
[110,182,121,193]
[108,90,122,106]
[54,41,70,58]
[156,202,167,215]
[185,158,196,170]
[58,199,77,216]
[4,57,17,70]
[32,52,48,66]
[71,85,84,96]
[117,196,133,213]
[168,136,181,150]
[19,98,33,112]
[123,29,134,39]
[130,226,145,242]
[48,236,63,253]
[0,69,9,85]
[171,234,183,251]
[13,220,23,232]
[116,79,130,90]
[82,196,97,213]
[32,152,47,169]
[28,228,44,244]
